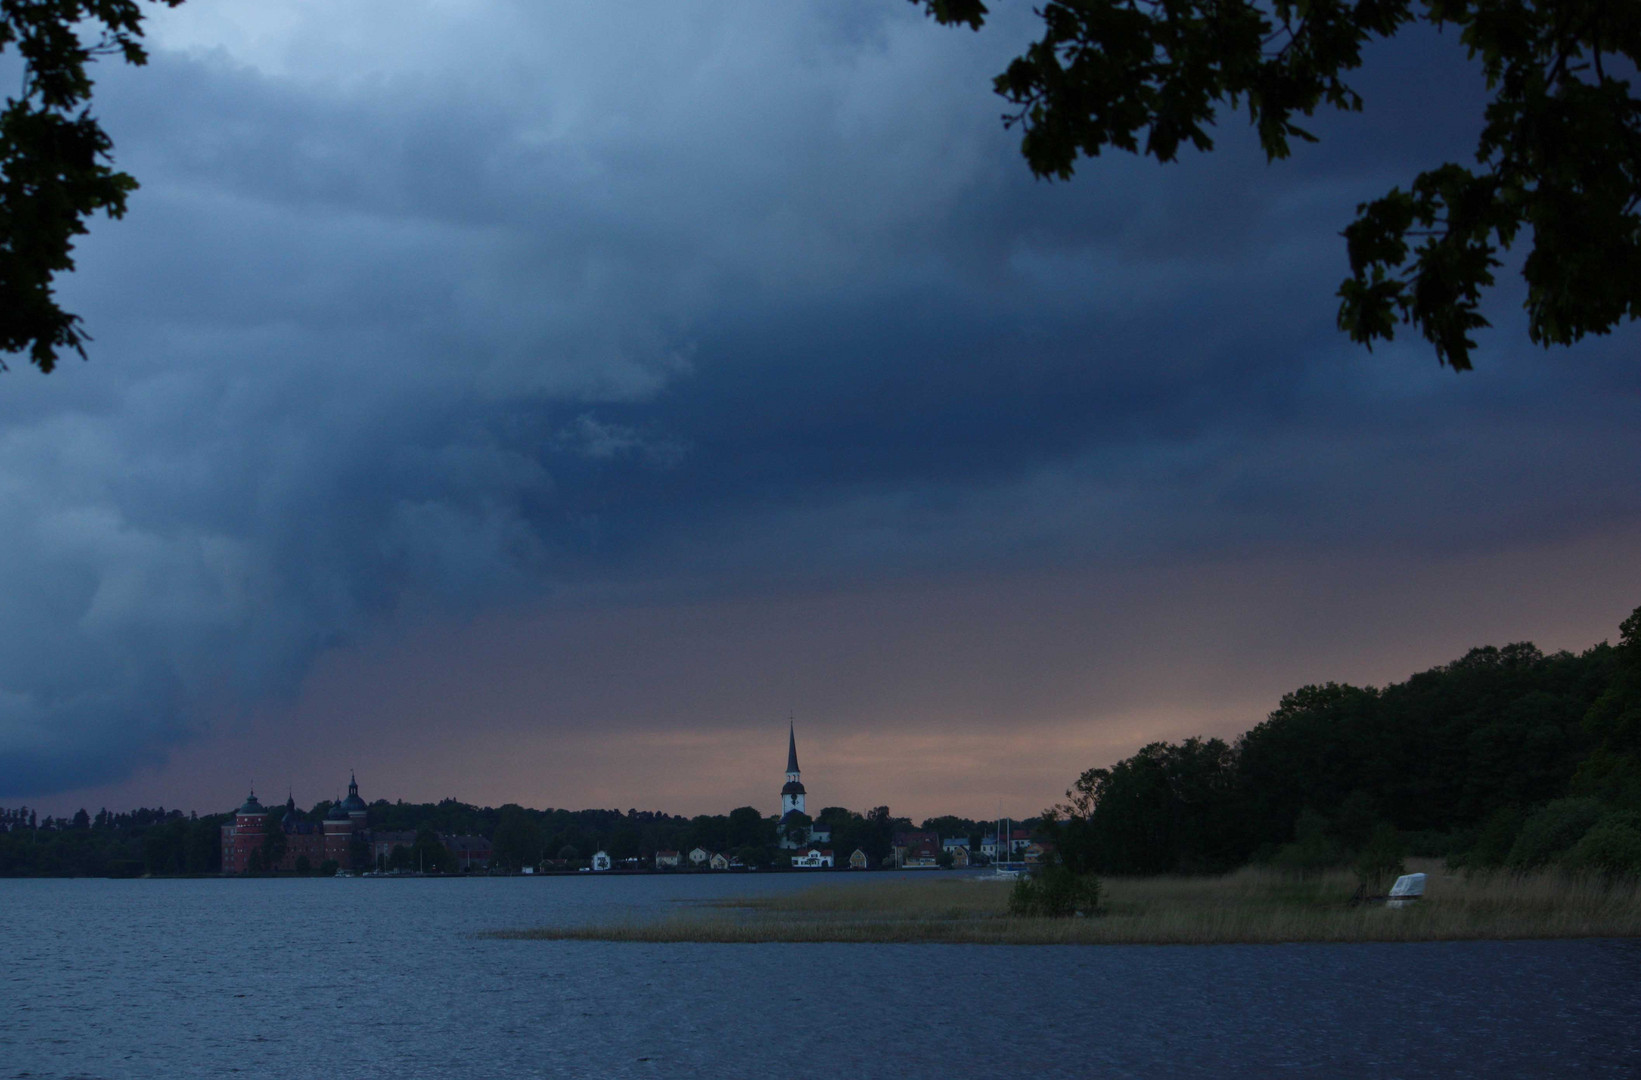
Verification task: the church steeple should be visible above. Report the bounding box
[780,722,806,821]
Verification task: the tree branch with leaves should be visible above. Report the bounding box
[1,0,182,373]
[916,0,1641,370]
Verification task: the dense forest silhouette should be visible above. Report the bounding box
[1047,604,1641,880]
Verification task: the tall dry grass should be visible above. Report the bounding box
[487,859,1641,945]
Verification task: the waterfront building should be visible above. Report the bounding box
[220,772,369,873]
[445,834,493,871]
[591,850,612,871]
[371,830,419,867]
[849,848,870,869]
[655,850,681,868]
[893,830,941,868]
[981,827,1033,858]
[791,847,834,868]
[371,830,492,871]
[688,847,710,867]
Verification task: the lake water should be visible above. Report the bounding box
[2,874,1638,1079]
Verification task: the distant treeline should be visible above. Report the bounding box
[0,794,1001,877]
[1047,604,1641,880]
[373,803,1001,871]
[0,807,226,877]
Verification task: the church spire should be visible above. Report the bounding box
[779,719,809,847]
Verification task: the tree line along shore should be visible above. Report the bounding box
[1036,602,1641,887]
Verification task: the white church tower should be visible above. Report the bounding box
[780,722,806,818]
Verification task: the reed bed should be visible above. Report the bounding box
[488,860,1641,945]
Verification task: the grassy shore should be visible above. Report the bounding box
[486,860,1641,945]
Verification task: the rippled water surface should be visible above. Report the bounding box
[3,875,1638,1079]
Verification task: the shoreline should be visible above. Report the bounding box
[486,923,1641,946]
[485,862,1641,945]
[0,865,877,881]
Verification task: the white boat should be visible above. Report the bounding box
[987,811,1028,878]
[1387,872,1427,909]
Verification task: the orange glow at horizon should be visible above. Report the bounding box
[41,522,1641,822]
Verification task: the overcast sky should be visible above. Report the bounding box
[4,0,1638,821]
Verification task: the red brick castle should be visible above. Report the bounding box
[221,773,370,873]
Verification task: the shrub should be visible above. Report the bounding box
[1272,809,1340,877]
[319,859,340,877]
[1507,798,1605,870]
[1463,807,1526,869]
[1353,823,1406,893]
[1563,814,1641,881]
[1330,791,1379,850]
[1402,829,1461,859]
[1008,866,1101,917]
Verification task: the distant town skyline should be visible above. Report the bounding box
[3,3,1638,820]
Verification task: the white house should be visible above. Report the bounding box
[591,850,612,871]
[791,848,834,868]
[688,847,710,867]
[709,852,731,870]
[655,850,680,868]
[981,829,1032,858]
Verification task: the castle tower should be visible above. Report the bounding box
[323,796,353,865]
[340,770,368,830]
[223,789,267,873]
[780,722,806,818]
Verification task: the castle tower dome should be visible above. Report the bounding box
[236,789,265,818]
[340,770,368,816]
[337,771,369,857]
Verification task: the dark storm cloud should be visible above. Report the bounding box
[2,2,1637,796]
